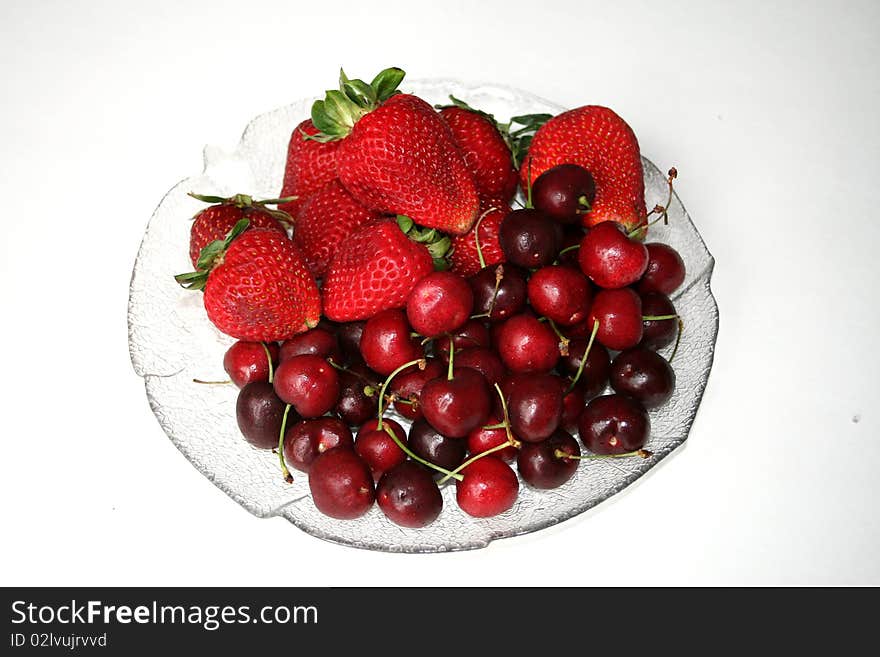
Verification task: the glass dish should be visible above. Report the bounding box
[128,79,718,552]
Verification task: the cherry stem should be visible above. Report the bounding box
[447,335,455,381]
[473,208,494,270]
[626,167,678,237]
[567,319,599,394]
[381,424,462,481]
[482,422,507,430]
[376,358,426,430]
[436,441,513,486]
[526,157,534,208]
[493,382,521,449]
[547,319,570,356]
[261,342,274,384]
[558,244,580,257]
[192,379,231,385]
[642,314,679,321]
[278,404,294,483]
[555,448,653,461]
[668,318,684,363]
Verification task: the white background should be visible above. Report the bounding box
[1,0,877,586]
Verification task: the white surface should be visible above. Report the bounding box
[0,0,877,586]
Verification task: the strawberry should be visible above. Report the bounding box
[277,118,340,217]
[176,221,321,342]
[292,179,383,278]
[187,193,289,267]
[322,218,445,322]
[521,105,646,232]
[439,104,518,208]
[450,208,506,278]
[310,68,479,235]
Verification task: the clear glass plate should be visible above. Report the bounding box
[128,80,719,552]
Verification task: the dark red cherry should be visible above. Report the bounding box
[406,271,474,338]
[527,265,592,326]
[279,328,342,364]
[498,208,561,269]
[469,264,528,322]
[235,381,292,449]
[334,363,380,426]
[390,358,445,421]
[640,291,678,350]
[506,373,564,442]
[587,288,643,351]
[578,394,650,455]
[407,418,467,472]
[638,243,686,295]
[308,447,375,519]
[517,429,580,489]
[223,341,279,388]
[466,413,517,462]
[610,347,676,409]
[283,417,354,473]
[273,354,340,418]
[433,319,491,361]
[456,457,519,518]
[421,368,491,439]
[531,164,597,225]
[559,338,611,399]
[578,221,649,289]
[355,418,408,481]
[560,382,587,432]
[454,347,505,385]
[495,314,560,373]
[337,321,366,364]
[376,461,443,528]
[360,309,424,376]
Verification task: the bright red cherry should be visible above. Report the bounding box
[406,271,474,338]
[390,358,445,421]
[466,413,517,462]
[223,341,279,388]
[527,265,592,326]
[495,314,560,373]
[360,309,424,376]
[355,418,408,481]
[273,354,340,418]
[455,457,519,518]
[421,368,492,439]
[578,221,649,289]
[587,288,643,351]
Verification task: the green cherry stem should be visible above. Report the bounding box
[192,379,231,385]
[547,319,570,356]
[555,448,653,461]
[381,424,462,481]
[642,314,679,321]
[668,318,685,363]
[436,441,514,486]
[557,244,581,257]
[567,319,599,394]
[473,208,494,270]
[261,342,274,384]
[447,336,455,381]
[376,358,426,430]
[278,404,294,483]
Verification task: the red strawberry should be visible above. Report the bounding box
[439,105,518,208]
[322,219,439,322]
[176,221,321,342]
[278,119,340,217]
[450,208,506,278]
[187,193,289,267]
[521,106,647,232]
[293,179,383,278]
[310,68,479,235]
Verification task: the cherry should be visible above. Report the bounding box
[498,208,561,269]
[273,354,340,418]
[355,418,408,481]
[454,347,505,386]
[433,319,491,361]
[506,373,564,442]
[337,321,366,364]
[531,164,597,225]
[559,338,611,399]
[558,227,586,268]
[640,291,678,350]
[455,456,519,518]
[421,367,491,439]
[360,309,424,376]
[588,288,643,351]
[578,394,650,455]
[334,363,380,426]
[235,381,292,449]
[527,265,592,326]
[638,243,686,295]
[406,271,474,338]
[469,264,528,322]
[467,413,517,462]
[376,461,443,528]
[308,447,375,519]
[407,418,467,472]
[517,429,581,489]
[279,328,342,364]
[390,358,445,421]
[560,382,587,432]
[578,221,649,289]
[610,347,676,408]
[495,314,560,373]
[283,417,354,473]
[223,341,279,388]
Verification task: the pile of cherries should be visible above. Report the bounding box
[223,164,685,528]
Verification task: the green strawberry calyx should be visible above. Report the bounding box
[396,215,452,271]
[188,192,295,227]
[308,67,406,143]
[174,218,250,291]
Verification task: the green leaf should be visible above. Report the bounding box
[370,67,405,101]
[310,99,341,136]
[188,192,228,204]
[509,112,553,127]
[438,94,496,123]
[323,89,358,128]
[174,270,208,291]
[341,75,377,109]
[396,215,414,234]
